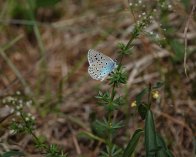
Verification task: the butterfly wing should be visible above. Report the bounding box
[88,60,116,81]
[87,49,117,81]
[88,49,114,65]
[88,65,101,80]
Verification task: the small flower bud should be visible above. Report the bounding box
[25,117,30,121]
[131,101,137,107]
[168,4,172,9]
[27,113,32,117]
[152,90,160,99]
[16,91,21,95]
[31,116,35,120]
[10,108,15,113]
[16,112,21,116]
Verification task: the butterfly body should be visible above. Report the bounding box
[87,49,117,81]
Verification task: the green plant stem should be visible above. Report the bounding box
[20,113,47,152]
[20,114,39,143]
[0,46,31,93]
[108,113,113,157]
[147,83,152,109]
[107,27,140,156]
[26,0,48,97]
[0,35,29,91]
[117,33,135,71]
[2,34,24,50]
[26,0,46,61]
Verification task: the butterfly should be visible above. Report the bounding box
[87,49,117,81]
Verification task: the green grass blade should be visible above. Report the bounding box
[78,130,106,143]
[145,110,157,157]
[156,133,174,157]
[0,48,30,93]
[123,129,144,157]
[2,150,24,157]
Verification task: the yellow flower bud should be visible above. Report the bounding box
[152,90,160,99]
[131,101,137,107]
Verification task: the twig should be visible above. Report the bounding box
[68,124,81,155]
[153,109,193,136]
[132,72,159,84]
[183,5,196,77]
[127,50,170,87]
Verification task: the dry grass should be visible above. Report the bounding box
[0,0,195,157]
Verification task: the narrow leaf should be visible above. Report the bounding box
[78,130,105,143]
[138,103,148,120]
[145,110,157,157]
[123,129,144,157]
[153,82,164,89]
[169,39,185,62]
[2,150,24,157]
[136,88,148,105]
[156,133,174,157]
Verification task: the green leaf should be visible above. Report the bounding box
[153,82,164,89]
[109,67,128,87]
[136,88,148,120]
[169,39,185,62]
[91,119,107,137]
[101,145,123,157]
[145,110,157,157]
[136,88,148,105]
[156,133,174,157]
[138,103,148,120]
[78,130,106,143]
[2,150,24,157]
[123,129,144,157]
[35,0,61,7]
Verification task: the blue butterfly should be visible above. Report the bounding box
[87,49,117,81]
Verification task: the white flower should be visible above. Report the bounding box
[9,130,16,135]
[19,104,23,109]
[10,108,15,113]
[26,100,32,107]
[16,106,20,110]
[25,117,30,121]
[153,9,157,12]
[168,4,172,9]
[16,91,21,95]
[16,112,21,116]
[27,113,32,117]
[31,116,35,120]
[2,99,6,103]
[19,100,23,104]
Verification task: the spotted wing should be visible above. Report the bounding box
[87,49,114,65]
[88,61,116,81]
